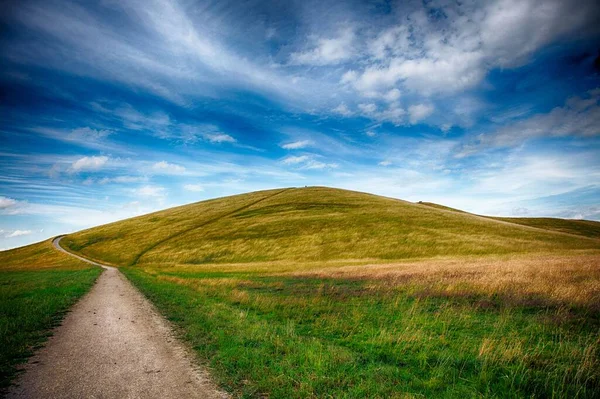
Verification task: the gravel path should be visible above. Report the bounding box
[7,237,227,399]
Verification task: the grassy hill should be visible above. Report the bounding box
[416,201,600,239]
[63,187,599,268]
[7,187,600,397]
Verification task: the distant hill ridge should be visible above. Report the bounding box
[416,201,600,239]
[61,187,600,267]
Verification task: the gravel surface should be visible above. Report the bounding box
[7,237,228,399]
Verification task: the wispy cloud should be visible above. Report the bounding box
[408,104,434,124]
[98,176,147,185]
[281,155,338,170]
[332,103,352,116]
[4,0,314,106]
[282,155,310,165]
[152,161,186,174]
[134,185,167,198]
[70,156,109,172]
[204,133,236,144]
[5,230,32,238]
[0,197,18,209]
[281,140,313,150]
[346,0,598,98]
[183,183,204,192]
[290,28,355,66]
[458,89,600,156]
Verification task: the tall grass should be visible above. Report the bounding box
[123,254,600,398]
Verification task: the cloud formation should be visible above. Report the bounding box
[6,230,32,238]
[204,133,236,144]
[183,184,204,192]
[70,156,109,172]
[459,89,600,156]
[134,185,166,198]
[281,140,312,150]
[290,28,355,66]
[152,161,186,174]
[0,197,17,209]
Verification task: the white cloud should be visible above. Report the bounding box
[0,197,17,209]
[183,184,204,192]
[290,28,355,66]
[458,89,600,156]
[6,230,32,238]
[376,104,406,125]
[152,161,186,174]
[204,133,236,144]
[70,156,109,172]
[134,185,166,197]
[281,140,313,150]
[281,155,338,170]
[6,0,312,106]
[343,0,599,102]
[408,104,434,124]
[358,103,377,113]
[479,0,594,68]
[358,103,405,125]
[465,151,600,202]
[69,127,112,141]
[350,52,485,96]
[304,160,338,170]
[379,160,392,166]
[383,89,401,102]
[340,70,358,84]
[98,176,147,184]
[282,155,310,165]
[332,103,352,116]
[366,130,376,137]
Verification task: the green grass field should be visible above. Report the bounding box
[0,240,102,391]
[59,187,599,398]
[122,256,599,398]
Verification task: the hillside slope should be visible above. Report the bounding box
[416,202,600,239]
[63,187,600,267]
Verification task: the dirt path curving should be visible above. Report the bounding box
[7,237,228,399]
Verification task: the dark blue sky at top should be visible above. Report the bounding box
[1,0,599,249]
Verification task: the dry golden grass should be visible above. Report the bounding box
[157,275,254,287]
[0,239,92,271]
[124,250,600,398]
[289,253,600,309]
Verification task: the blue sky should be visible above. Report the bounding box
[1,0,600,249]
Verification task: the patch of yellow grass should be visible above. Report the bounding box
[158,275,253,287]
[290,253,600,308]
[0,239,93,271]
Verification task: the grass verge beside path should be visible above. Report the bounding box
[0,240,102,391]
[122,255,600,398]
